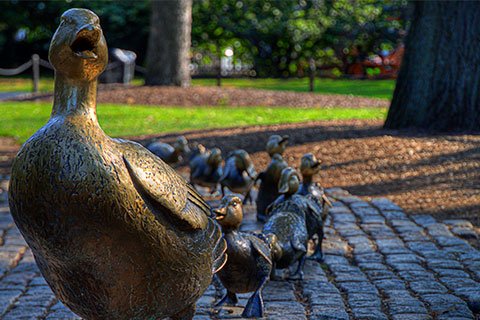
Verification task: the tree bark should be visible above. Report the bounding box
[145,0,192,86]
[384,2,480,131]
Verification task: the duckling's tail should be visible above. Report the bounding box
[211,222,228,274]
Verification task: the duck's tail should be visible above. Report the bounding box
[210,220,228,274]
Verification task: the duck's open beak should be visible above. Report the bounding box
[70,24,100,60]
[213,207,227,220]
[280,136,289,144]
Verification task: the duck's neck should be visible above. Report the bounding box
[51,74,98,121]
[302,175,313,185]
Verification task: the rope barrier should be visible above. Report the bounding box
[38,58,54,70]
[0,60,33,76]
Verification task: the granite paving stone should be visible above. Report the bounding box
[0,187,478,319]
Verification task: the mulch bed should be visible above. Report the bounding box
[27,85,389,108]
[1,119,479,228]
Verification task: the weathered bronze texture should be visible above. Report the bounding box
[256,154,288,222]
[147,135,190,165]
[8,9,226,320]
[220,150,256,203]
[262,167,309,279]
[297,153,331,261]
[190,147,223,193]
[213,195,272,318]
[266,134,289,158]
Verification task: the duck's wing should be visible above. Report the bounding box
[120,140,209,230]
[249,234,272,265]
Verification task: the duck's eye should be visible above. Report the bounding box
[231,202,237,207]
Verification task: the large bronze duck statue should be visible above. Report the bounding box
[255,154,288,222]
[220,150,256,203]
[189,147,223,194]
[147,135,190,165]
[213,195,272,318]
[297,153,332,261]
[262,167,308,279]
[8,9,226,320]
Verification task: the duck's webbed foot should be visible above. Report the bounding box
[242,288,265,318]
[215,290,238,307]
[308,248,323,262]
[256,213,268,223]
[171,304,195,320]
[243,190,253,204]
[289,257,306,280]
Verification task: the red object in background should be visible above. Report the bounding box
[346,44,404,79]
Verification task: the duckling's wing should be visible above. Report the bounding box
[120,140,209,230]
[249,234,272,265]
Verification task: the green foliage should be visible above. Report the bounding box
[191,0,409,77]
[0,102,386,143]
[0,1,149,68]
[1,0,407,78]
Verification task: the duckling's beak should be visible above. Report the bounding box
[246,165,256,179]
[213,206,227,220]
[70,24,100,60]
[278,176,290,194]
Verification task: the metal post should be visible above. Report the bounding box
[309,58,316,93]
[217,44,222,87]
[32,54,40,93]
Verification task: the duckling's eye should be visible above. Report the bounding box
[231,202,237,207]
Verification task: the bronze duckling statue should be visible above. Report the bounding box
[262,167,309,279]
[266,134,289,157]
[213,195,272,318]
[8,9,226,320]
[297,153,332,261]
[256,154,288,222]
[147,135,190,165]
[220,150,256,203]
[189,147,223,194]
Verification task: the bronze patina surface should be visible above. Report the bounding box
[297,153,331,261]
[256,154,288,222]
[220,150,256,203]
[266,134,289,158]
[213,195,272,318]
[147,135,190,165]
[8,9,226,320]
[262,167,309,279]
[189,147,223,193]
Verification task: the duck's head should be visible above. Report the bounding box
[207,148,222,167]
[49,8,108,81]
[266,135,289,157]
[231,150,256,179]
[278,167,300,195]
[173,136,190,154]
[300,153,321,178]
[213,195,243,230]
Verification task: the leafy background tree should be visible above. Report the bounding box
[0,0,408,78]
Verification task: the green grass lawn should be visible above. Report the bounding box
[0,77,395,99]
[193,78,395,99]
[0,102,386,143]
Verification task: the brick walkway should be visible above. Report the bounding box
[0,187,479,319]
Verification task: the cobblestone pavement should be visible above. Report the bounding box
[0,187,479,319]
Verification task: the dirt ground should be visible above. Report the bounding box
[1,119,479,227]
[28,85,389,108]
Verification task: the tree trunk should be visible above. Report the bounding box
[384,2,480,131]
[145,0,192,86]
